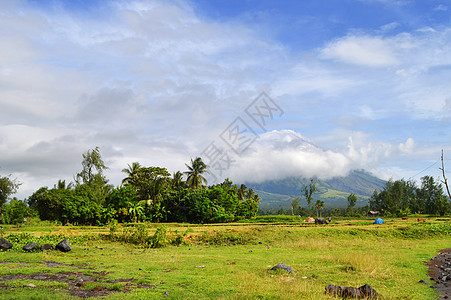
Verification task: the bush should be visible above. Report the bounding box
[148,225,167,248]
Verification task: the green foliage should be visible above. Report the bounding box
[3,232,97,251]
[347,193,357,209]
[27,156,260,225]
[370,176,450,216]
[290,197,300,216]
[185,157,208,189]
[108,219,119,235]
[0,175,21,208]
[75,147,108,187]
[198,229,259,245]
[27,185,103,225]
[3,199,33,224]
[148,225,168,248]
[303,179,317,216]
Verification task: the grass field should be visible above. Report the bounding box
[0,216,450,299]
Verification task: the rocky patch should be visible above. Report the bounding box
[426,248,451,299]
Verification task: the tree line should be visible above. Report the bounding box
[369,176,450,216]
[1,148,260,225]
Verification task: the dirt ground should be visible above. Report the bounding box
[0,261,155,298]
[426,248,451,300]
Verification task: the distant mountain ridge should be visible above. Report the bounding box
[245,170,386,210]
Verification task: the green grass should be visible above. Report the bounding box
[0,217,449,299]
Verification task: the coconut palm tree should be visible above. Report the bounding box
[238,184,247,200]
[172,171,184,189]
[316,200,325,218]
[184,157,209,189]
[121,162,141,186]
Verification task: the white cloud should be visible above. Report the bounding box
[399,138,414,154]
[225,130,354,183]
[321,35,398,67]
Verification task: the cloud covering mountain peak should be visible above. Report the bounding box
[227,129,354,183]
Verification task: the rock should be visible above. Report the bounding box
[342,286,361,298]
[419,280,428,285]
[41,244,53,251]
[0,238,13,250]
[270,263,293,274]
[23,243,39,252]
[27,284,36,288]
[358,284,379,298]
[55,239,71,252]
[325,283,378,299]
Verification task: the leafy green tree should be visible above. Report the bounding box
[185,157,208,189]
[418,176,450,215]
[369,178,415,216]
[133,167,170,203]
[75,147,108,186]
[105,185,138,222]
[291,197,301,216]
[3,198,32,224]
[0,175,20,208]
[303,179,317,216]
[347,193,357,209]
[28,185,103,225]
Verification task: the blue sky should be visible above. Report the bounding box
[1,0,451,199]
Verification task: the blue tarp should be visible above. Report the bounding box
[374,218,384,224]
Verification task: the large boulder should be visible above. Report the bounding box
[23,243,39,252]
[0,238,13,250]
[270,263,293,274]
[55,239,71,252]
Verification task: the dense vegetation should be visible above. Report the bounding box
[1,147,450,225]
[11,148,259,225]
[369,176,450,216]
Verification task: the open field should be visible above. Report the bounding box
[1,216,450,299]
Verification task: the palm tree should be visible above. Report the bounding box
[316,200,325,218]
[121,162,141,186]
[184,157,209,189]
[54,179,74,190]
[238,184,247,200]
[246,188,256,200]
[172,171,184,189]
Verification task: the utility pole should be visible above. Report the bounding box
[440,149,451,200]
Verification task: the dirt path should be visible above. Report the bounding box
[426,248,451,299]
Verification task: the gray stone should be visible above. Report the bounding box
[55,239,71,252]
[270,263,293,274]
[23,243,39,252]
[40,244,53,251]
[0,238,13,251]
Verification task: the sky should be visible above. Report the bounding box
[1,0,451,199]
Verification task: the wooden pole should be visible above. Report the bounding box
[440,149,451,200]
